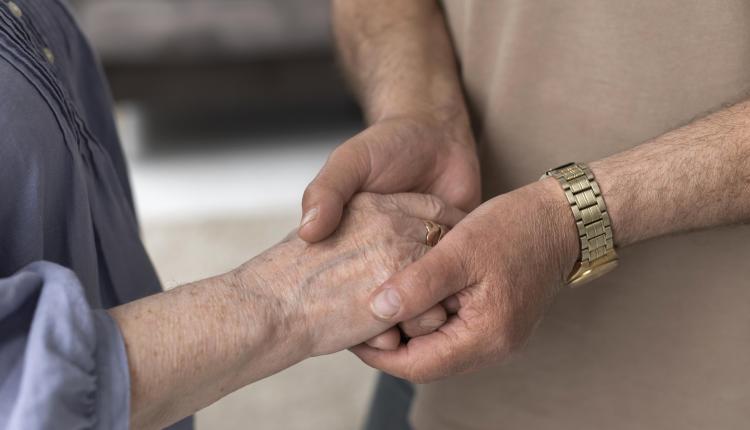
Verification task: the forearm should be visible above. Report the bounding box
[333,0,467,123]
[592,99,750,247]
[108,263,307,430]
[107,193,448,428]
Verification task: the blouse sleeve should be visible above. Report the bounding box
[0,261,130,430]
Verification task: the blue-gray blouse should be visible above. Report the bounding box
[0,1,191,428]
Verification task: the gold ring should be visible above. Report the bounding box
[424,220,447,247]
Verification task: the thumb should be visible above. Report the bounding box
[299,144,371,242]
[369,242,466,323]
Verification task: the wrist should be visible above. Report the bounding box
[531,178,582,281]
[536,162,623,286]
[227,253,314,364]
[372,96,467,121]
[372,105,475,149]
[476,179,579,288]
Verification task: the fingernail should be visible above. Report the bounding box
[371,289,401,319]
[300,207,319,227]
[419,319,444,331]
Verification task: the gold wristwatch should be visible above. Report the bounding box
[542,162,619,287]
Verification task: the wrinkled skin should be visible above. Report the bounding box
[298,112,481,346]
[352,180,580,382]
[234,192,465,357]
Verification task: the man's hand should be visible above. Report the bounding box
[299,112,480,243]
[298,111,479,349]
[304,0,480,344]
[351,179,580,382]
[300,0,480,243]
[352,97,750,382]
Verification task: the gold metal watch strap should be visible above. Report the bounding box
[544,162,618,286]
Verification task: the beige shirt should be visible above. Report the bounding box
[411,1,750,429]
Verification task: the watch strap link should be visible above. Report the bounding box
[544,162,618,286]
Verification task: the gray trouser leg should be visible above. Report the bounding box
[363,373,415,430]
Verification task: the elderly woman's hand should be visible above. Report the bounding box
[233,192,464,357]
[110,192,463,430]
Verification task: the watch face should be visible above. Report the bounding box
[569,259,619,287]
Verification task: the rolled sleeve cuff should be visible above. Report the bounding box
[0,262,130,430]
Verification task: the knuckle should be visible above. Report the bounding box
[384,213,407,239]
[424,195,447,221]
[434,199,448,221]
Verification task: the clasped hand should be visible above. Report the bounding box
[268,181,577,383]
[352,180,579,382]
[291,112,580,383]
[232,192,464,358]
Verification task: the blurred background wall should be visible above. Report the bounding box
[68,1,375,429]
